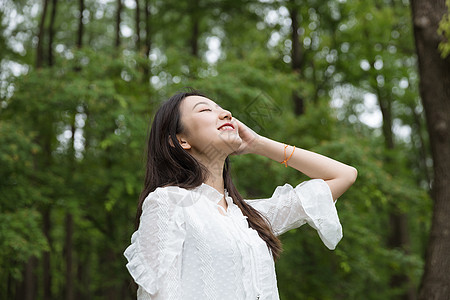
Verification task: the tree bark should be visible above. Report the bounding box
[65,213,74,300]
[43,207,52,300]
[115,0,123,49]
[18,257,37,300]
[411,0,450,298]
[290,5,301,72]
[47,0,57,66]
[143,0,152,79]
[288,1,305,115]
[144,0,151,59]
[190,20,199,57]
[135,0,141,51]
[64,116,77,300]
[77,0,84,48]
[36,0,49,69]
[190,0,199,57]
[410,102,432,188]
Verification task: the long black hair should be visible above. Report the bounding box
[136,91,282,260]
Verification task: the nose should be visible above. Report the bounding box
[220,108,232,120]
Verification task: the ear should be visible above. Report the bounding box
[168,134,191,150]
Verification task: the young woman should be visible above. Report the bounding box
[124,91,357,300]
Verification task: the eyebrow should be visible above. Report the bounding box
[192,101,222,110]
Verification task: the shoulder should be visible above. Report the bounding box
[142,185,198,211]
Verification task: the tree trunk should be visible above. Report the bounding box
[387,212,413,300]
[289,5,301,72]
[410,102,432,188]
[288,1,305,115]
[77,0,84,48]
[377,97,394,150]
[65,116,77,300]
[190,0,199,57]
[373,67,414,300]
[36,0,49,69]
[65,213,74,300]
[411,0,450,298]
[75,247,91,300]
[47,0,57,66]
[43,207,52,300]
[135,0,141,51]
[18,257,37,300]
[143,0,151,78]
[190,19,199,57]
[115,0,123,49]
[144,0,151,58]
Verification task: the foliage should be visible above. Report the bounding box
[438,0,450,58]
[0,0,433,299]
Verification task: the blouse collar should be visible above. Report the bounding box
[193,183,234,207]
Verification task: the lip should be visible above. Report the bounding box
[217,122,235,130]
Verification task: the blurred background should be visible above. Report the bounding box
[1,0,449,299]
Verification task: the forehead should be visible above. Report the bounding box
[182,95,219,109]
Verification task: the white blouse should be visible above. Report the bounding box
[124,179,342,300]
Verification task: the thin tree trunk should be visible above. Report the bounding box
[75,246,91,300]
[115,0,123,49]
[373,60,414,299]
[143,0,151,78]
[410,102,432,188]
[190,0,199,57]
[144,0,151,57]
[48,0,57,66]
[288,2,305,115]
[135,0,141,51]
[7,272,13,299]
[290,5,301,72]
[43,207,52,300]
[190,19,199,57]
[65,117,77,300]
[77,0,84,48]
[377,97,394,149]
[65,213,74,300]
[411,0,450,298]
[36,0,50,68]
[19,257,37,300]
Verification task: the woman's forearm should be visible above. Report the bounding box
[252,136,357,200]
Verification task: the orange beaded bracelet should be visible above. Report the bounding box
[280,144,295,167]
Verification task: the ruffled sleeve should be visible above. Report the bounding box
[244,179,342,250]
[123,187,186,299]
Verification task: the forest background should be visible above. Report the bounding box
[1,0,449,299]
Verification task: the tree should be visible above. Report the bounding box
[0,0,438,298]
[36,0,50,68]
[411,0,450,298]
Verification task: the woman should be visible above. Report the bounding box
[124,91,357,300]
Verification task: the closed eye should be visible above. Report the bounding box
[200,108,212,112]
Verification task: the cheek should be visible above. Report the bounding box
[183,116,218,143]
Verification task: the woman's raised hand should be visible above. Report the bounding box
[231,119,262,155]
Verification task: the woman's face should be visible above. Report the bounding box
[177,95,242,159]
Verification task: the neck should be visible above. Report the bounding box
[188,147,228,194]
[205,161,225,194]
[198,156,226,195]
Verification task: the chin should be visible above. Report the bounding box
[217,132,242,153]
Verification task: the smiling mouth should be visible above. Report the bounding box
[218,123,235,131]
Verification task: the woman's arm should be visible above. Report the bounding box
[254,136,357,200]
[233,119,357,201]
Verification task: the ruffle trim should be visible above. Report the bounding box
[293,179,342,250]
[123,188,186,296]
[123,231,158,295]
